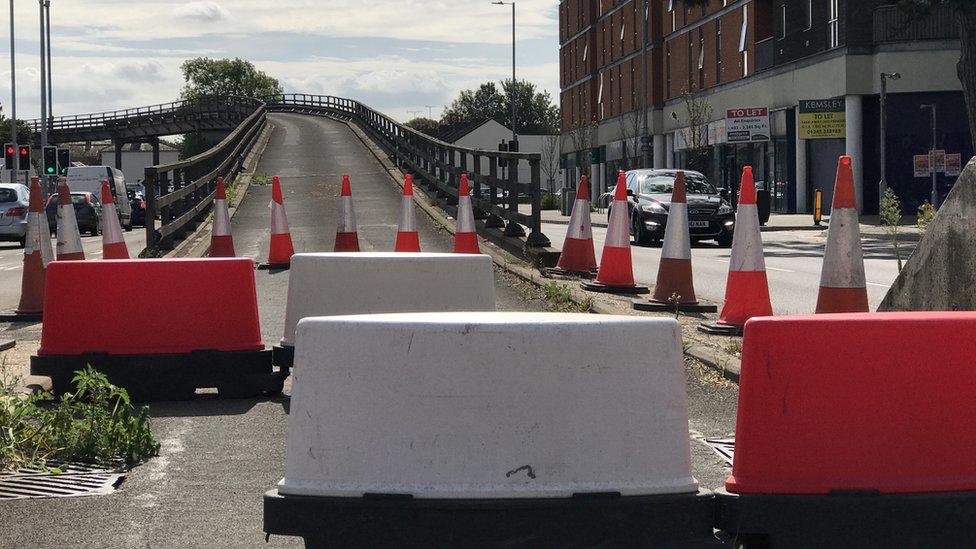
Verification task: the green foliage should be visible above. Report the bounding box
[1,365,159,472]
[880,187,904,271]
[540,192,560,210]
[180,57,283,101]
[917,201,936,233]
[440,80,559,135]
[541,281,592,312]
[404,117,442,136]
[253,174,272,186]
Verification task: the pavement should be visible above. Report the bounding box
[0,113,738,547]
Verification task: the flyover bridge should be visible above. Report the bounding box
[27,95,553,261]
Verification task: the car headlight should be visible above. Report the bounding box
[718,203,733,215]
[640,202,666,213]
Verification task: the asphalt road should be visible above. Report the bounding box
[541,222,914,314]
[0,114,738,547]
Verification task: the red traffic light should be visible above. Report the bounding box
[5,146,13,155]
[18,147,29,156]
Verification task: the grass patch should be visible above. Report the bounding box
[542,281,592,313]
[723,338,743,356]
[1,364,160,472]
[253,174,272,186]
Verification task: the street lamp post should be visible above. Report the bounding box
[8,0,17,183]
[44,0,51,131]
[921,103,938,208]
[491,1,517,147]
[879,72,899,211]
[640,0,650,168]
[39,0,47,151]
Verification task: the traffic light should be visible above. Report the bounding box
[3,144,13,170]
[42,146,57,176]
[17,146,30,171]
[57,149,70,176]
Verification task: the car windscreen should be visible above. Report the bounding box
[639,173,717,195]
[0,189,18,203]
[71,195,89,206]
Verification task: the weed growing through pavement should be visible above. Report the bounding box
[917,201,936,234]
[880,188,903,271]
[542,281,592,313]
[724,338,743,356]
[670,292,682,319]
[0,364,160,472]
[253,175,272,186]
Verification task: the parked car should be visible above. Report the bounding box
[128,190,147,227]
[65,166,132,231]
[0,183,30,247]
[604,169,735,247]
[46,192,102,236]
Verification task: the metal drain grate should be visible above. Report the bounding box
[0,463,124,500]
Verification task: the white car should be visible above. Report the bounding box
[0,183,30,247]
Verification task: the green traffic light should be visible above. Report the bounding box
[46,167,55,174]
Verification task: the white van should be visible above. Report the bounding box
[66,166,132,230]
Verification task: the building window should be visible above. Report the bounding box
[669,0,676,32]
[698,33,705,90]
[780,4,786,39]
[739,6,748,53]
[806,0,813,30]
[828,0,839,47]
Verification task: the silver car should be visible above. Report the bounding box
[0,183,29,247]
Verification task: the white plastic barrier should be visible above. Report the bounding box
[280,312,697,499]
[279,253,496,349]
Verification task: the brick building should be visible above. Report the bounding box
[559,0,971,214]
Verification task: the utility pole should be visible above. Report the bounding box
[640,0,650,169]
[921,103,939,208]
[879,72,900,211]
[38,0,47,153]
[491,1,517,146]
[44,0,51,130]
[8,0,17,183]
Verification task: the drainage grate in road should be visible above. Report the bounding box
[0,463,124,500]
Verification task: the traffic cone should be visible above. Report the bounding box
[9,177,53,320]
[56,178,85,261]
[395,173,421,252]
[453,173,480,254]
[334,174,360,252]
[100,180,129,260]
[549,175,597,277]
[210,177,236,258]
[634,171,716,312]
[699,166,771,335]
[816,156,868,314]
[582,172,648,294]
[260,176,295,269]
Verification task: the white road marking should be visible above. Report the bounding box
[866,282,891,288]
[765,266,796,273]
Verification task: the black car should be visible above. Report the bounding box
[46,192,102,236]
[606,169,735,247]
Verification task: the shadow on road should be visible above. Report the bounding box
[150,394,290,418]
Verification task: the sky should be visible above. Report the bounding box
[0,0,560,124]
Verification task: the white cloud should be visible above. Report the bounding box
[174,2,230,23]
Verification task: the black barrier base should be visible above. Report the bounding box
[697,322,743,336]
[272,345,294,368]
[545,267,597,280]
[0,311,42,323]
[257,263,291,271]
[264,488,724,548]
[715,488,976,548]
[633,300,719,313]
[31,349,288,402]
[581,281,651,295]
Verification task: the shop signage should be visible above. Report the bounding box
[914,155,931,178]
[726,107,770,143]
[946,153,962,177]
[933,150,946,173]
[799,99,846,139]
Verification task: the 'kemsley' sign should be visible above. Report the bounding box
[726,107,770,143]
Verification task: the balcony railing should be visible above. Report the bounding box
[873,5,959,44]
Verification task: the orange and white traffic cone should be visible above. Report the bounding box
[582,172,648,294]
[453,173,480,254]
[699,166,771,335]
[100,180,129,260]
[549,175,597,277]
[816,156,868,314]
[260,176,295,269]
[395,173,421,252]
[334,174,360,252]
[56,178,85,261]
[210,177,236,258]
[7,177,53,320]
[635,171,716,312]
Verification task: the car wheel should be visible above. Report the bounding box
[125,221,133,232]
[18,236,25,248]
[633,215,652,246]
[718,232,733,248]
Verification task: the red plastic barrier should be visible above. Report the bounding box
[39,258,265,356]
[727,312,976,495]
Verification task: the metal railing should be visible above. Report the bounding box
[265,94,552,249]
[873,5,959,44]
[144,100,267,253]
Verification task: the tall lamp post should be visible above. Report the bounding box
[491,1,517,147]
[879,72,899,211]
[640,0,650,168]
[38,0,46,152]
[920,103,938,208]
[44,0,51,132]
[8,0,17,183]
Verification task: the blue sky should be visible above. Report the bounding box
[0,0,560,122]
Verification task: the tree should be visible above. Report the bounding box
[682,93,712,174]
[895,1,976,147]
[180,57,283,101]
[0,106,33,145]
[439,80,559,136]
[540,135,561,191]
[404,117,441,137]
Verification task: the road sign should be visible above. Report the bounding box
[726,107,770,143]
[946,153,962,177]
[798,99,846,139]
[914,155,931,178]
